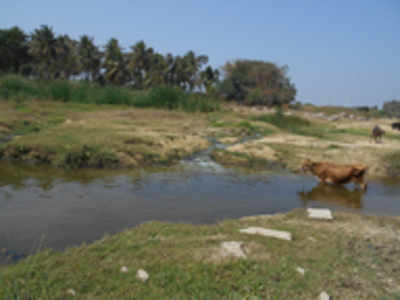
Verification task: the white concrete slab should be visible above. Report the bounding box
[220,241,246,259]
[319,291,330,300]
[239,227,292,241]
[307,208,333,220]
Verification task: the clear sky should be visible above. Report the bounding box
[1,0,399,107]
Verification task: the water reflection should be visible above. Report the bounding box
[298,183,365,209]
[0,161,158,190]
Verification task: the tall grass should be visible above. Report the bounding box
[0,75,219,113]
[384,151,400,177]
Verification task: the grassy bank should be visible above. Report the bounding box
[0,100,212,168]
[1,210,399,299]
[1,82,400,176]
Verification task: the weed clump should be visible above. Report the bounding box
[64,145,119,169]
[384,151,400,177]
[0,75,39,100]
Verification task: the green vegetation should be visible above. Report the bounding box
[0,100,212,169]
[252,112,335,138]
[0,25,219,92]
[384,151,400,177]
[211,149,283,170]
[1,210,399,299]
[0,25,302,108]
[0,75,219,113]
[218,59,296,106]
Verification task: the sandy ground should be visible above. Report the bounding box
[214,106,400,177]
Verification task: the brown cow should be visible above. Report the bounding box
[302,159,369,190]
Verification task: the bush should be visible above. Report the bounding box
[218,60,296,107]
[49,80,72,102]
[384,151,400,177]
[96,86,131,105]
[0,74,38,99]
[146,85,184,109]
[0,75,220,113]
[181,95,220,113]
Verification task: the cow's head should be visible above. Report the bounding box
[302,159,315,173]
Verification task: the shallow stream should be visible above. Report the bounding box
[0,157,399,263]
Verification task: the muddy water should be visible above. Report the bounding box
[0,160,399,263]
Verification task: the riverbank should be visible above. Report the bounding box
[1,209,399,299]
[1,100,400,177]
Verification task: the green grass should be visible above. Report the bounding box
[253,113,351,139]
[0,75,220,113]
[211,149,285,170]
[384,150,400,177]
[0,210,399,299]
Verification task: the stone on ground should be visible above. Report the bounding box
[220,241,246,259]
[67,289,76,296]
[307,208,333,220]
[296,267,305,275]
[120,266,128,273]
[136,269,149,282]
[239,227,292,241]
[319,291,330,300]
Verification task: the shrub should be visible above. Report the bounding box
[96,85,131,105]
[0,74,38,99]
[146,85,184,110]
[0,75,220,113]
[384,151,400,177]
[218,60,296,107]
[48,80,72,102]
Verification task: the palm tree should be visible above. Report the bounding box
[28,25,57,79]
[200,65,220,94]
[0,26,31,74]
[103,38,128,85]
[78,35,101,81]
[54,34,80,79]
[182,51,209,91]
[127,41,156,89]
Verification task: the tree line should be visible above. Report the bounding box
[0,25,297,106]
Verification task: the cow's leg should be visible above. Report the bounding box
[352,176,367,191]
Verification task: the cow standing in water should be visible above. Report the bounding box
[302,159,369,190]
[372,125,385,143]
